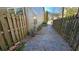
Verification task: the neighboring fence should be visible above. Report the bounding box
[0,9,27,50]
[53,16,79,51]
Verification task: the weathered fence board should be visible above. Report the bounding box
[0,8,28,50]
[21,15,26,37]
[53,16,79,51]
[0,32,7,50]
[11,14,20,41]
[0,15,13,47]
[22,15,27,36]
[16,15,22,40]
[19,15,24,39]
[7,13,17,43]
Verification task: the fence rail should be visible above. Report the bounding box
[0,9,27,50]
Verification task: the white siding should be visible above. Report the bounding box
[25,7,44,32]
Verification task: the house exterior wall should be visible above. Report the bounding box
[25,7,44,32]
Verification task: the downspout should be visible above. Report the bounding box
[43,7,45,23]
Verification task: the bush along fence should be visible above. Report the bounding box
[0,9,27,51]
[53,16,79,51]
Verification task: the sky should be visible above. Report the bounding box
[45,7,62,14]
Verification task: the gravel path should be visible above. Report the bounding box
[21,25,72,51]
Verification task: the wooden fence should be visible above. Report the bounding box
[0,9,27,51]
[53,16,79,50]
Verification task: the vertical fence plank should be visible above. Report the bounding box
[19,15,23,39]
[22,15,27,36]
[23,8,28,35]
[21,15,25,37]
[20,15,24,38]
[7,13,17,43]
[0,18,7,50]
[0,19,7,50]
[0,15,12,47]
[23,15,27,35]
[11,14,20,41]
[16,15,22,40]
[0,32,7,50]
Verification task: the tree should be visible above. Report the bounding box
[77,8,79,13]
[75,8,79,18]
[62,7,64,18]
[65,7,77,17]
